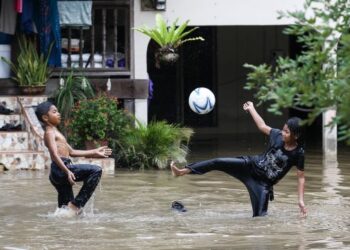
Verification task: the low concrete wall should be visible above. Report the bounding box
[0,78,149,125]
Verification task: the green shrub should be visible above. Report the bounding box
[68,94,132,149]
[115,120,193,169]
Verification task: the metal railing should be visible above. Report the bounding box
[59,0,131,76]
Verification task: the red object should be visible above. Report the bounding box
[15,0,23,13]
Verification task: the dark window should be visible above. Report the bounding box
[58,0,131,76]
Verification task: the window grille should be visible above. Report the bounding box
[59,0,131,75]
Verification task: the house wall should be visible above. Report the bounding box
[133,0,304,79]
[132,0,305,133]
[215,26,289,135]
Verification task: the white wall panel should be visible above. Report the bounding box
[133,0,304,78]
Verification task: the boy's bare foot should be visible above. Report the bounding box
[54,205,78,218]
[170,161,190,176]
[68,202,81,215]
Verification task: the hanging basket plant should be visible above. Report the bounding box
[134,14,204,68]
[155,46,179,66]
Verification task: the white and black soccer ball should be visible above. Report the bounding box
[188,87,216,115]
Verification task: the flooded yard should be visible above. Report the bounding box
[0,136,350,249]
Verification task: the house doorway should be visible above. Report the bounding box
[147,26,217,127]
[147,25,322,146]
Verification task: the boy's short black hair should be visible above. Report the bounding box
[286,117,302,138]
[35,101,53,123]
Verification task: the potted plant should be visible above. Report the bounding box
[134,14,204,67]
[68,94,132,150]
[0,35,52,95]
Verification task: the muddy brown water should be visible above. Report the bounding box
[0,136,349,249]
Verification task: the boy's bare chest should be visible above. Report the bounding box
[55,131,68,144]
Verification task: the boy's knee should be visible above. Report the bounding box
[94,165,102,175]
[88,164,102,175]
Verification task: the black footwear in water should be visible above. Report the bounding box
[0,123,22,131]
[0,105,14,115]
[171,201,187,212]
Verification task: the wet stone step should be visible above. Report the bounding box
[18,96,47,107]
[0,131,29,151]
[0,97,20,113]
[0,96,48,114]
[0,114,22,128]
[0,150,46,170]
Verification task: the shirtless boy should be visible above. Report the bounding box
[36,101,112,216]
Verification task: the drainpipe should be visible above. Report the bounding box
[322,108,337,158]
[322,31,339,158]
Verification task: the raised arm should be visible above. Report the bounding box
[297,169,307,217]
[243,101,271,135]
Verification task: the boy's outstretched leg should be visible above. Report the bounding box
[170,161,191,176]
[171,158,250,180]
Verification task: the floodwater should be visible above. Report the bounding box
[0,136,350,250]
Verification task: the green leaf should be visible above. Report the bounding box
[134,15,204,49]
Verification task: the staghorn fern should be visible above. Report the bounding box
[134,14,204,49]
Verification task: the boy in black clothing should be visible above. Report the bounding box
[171,101,307,217]
[36,101,112,216]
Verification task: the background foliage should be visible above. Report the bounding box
[68,94,132,148]
[244,0,350,143]
[67,95,193,169]
[53,71,95,122]
[115,120,193,170]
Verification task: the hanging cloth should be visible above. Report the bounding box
[57,0,92,27]
[21,0,37,34]
[16,0,23,13]
[0,0,17,35]
[35,0,62,67]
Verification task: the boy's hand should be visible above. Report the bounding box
[95,146,112,158]
[299,201,307,218]
[243,101,254,112]
[67,170,76,185]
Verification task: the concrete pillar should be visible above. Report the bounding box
[322,108,337,157]
[322,29,339,157]
[124,99,135,115]
[134,99,148,126]
[322,157,341,199]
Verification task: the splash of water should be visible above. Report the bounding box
[52,206,77,218]
[42,182,102,219]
